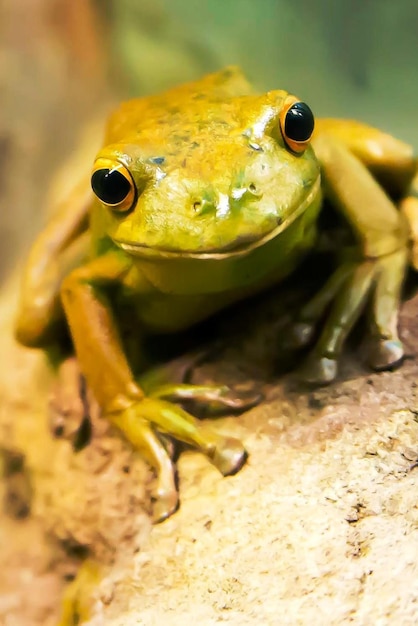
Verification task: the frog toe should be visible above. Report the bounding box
[368,338,404,371]
[284,321,316,350]
[210,437,247,476]
[152,487,179,523]
[150,382,262,414]
[210,385,263,412]
[298,354,338,385]
[49,357,94,449]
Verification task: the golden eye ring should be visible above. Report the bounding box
[91,159,136,212]
[279,96,315,154]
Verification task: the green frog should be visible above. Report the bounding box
[15,67,418,523]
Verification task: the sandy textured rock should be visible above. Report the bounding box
[2,272,418,625]
[83,332,418,624]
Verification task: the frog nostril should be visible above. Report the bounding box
[191,197,216,215]
[247,183,263,199]
[192,198,214,214]
[231,184,262,201]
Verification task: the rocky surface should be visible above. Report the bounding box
[2,273,418,624]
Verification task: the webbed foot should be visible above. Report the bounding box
[50,351,256,522]
[291,247,408,384]
[109,398,246,521]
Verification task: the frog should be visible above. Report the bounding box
[15,66,418,524]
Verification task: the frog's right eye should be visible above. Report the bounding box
[279,97,315,154]
[91,161,136,212]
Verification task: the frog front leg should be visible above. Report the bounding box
[61,251,246,521]
[297,134,410,383]
[400,169,418,270]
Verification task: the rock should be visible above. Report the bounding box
[2,273,418,624]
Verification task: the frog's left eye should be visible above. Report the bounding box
[91,160,136,212]
[280,97,315,154]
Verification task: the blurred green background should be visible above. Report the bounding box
[2,0,418,280]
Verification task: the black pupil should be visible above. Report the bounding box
[91,168,131,205]
[284,102,314,142]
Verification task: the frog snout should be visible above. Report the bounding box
[191,186,262,218]
[191,193,231,218]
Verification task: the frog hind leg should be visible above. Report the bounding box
[15,178,92,348]
[314,119,417,197]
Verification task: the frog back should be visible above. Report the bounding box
[104,66,254,145]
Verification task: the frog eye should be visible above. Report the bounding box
[91,160,136,212]
[279,97,315,154]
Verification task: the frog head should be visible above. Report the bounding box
[91,89,320,260]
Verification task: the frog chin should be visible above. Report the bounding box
[113,176,321,261]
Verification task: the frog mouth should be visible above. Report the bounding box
[114,176,320,260]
